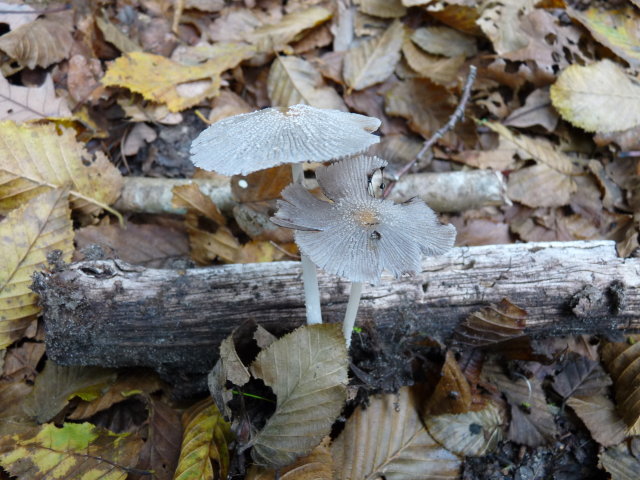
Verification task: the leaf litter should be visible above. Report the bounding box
[1,0,640,478]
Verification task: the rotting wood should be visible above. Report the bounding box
[34,240,640,383]
[113,170,507,215]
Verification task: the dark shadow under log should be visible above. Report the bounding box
[34,240,640,386]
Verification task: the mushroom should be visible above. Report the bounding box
[271,155,456,346]
[190,104,382,325]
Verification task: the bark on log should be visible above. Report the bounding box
[113,170,507,215]
[35,240,640,383]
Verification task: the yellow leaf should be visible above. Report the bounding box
[0,121,122,217]
[344,19,404,91]
[0,422,142,480]
[0,73,71,122]
[248,6,332,52]
[102,52,224,112]
[550,60,640,133]
[0,14,73,69]
[569,6,640,69]
[174,398,233,480]
[0,189,73,349]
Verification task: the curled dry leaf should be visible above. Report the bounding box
[601,336,640,435]
[267,55,346,110]
[246,439,333,480]
[0,73,71,122]
[0,121,123,216]
[0,422,143,480]
[331,386,461,480]
[173,398,233,480]
[424,402,505,457]
[343,19,404,91]
[566,395,628,447]
[248,6,332,52]
[401,39,465,87]
[0,189,73,349]
[550,60,640,133]
[0,13,73,69]
[568,6,640,69]
[423,350,472,416]
[249,324,348,468]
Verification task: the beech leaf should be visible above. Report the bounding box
[102,52,230,112]
[249,324,348,468]
[355,0,407,18]
[0,189,73,349]
[173,398,233,480]
[566,395,628,447]
[0,14,73,69]
[552,353,612,399]
[599,443,640,480]
[0,121,123,216]
[0,73,71,122]
[424,402,505,457]
[267,55,346,110]
[331,387,460,479]
[344,19,404,91]
[246,440,333,480]
[0,422,142,480]
[550,60,640,133]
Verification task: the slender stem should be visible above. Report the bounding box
[290,163,323,325]
[343,282,363,348]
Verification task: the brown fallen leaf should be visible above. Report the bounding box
[246,439,333,480]
[0,73,71,122]
[423,350,472,416]
[599,442,640,480]
[411,26,477,58]
[402,38,465,87]
[566,395,628,447]
[504,87,558,131]
[1,342,45,383]
[551,353,612,399]
[507,164,577,208]
[355,0,406,18]
[0,12,73,69]
[476,0,536,55]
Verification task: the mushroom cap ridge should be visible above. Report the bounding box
[190,104,381,176]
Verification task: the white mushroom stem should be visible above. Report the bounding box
[343,282,363,347]
[291,163,323,325]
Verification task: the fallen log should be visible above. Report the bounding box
[34,240,640,385]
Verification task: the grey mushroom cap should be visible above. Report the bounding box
[271,156,457,284]
[190,104,381,176]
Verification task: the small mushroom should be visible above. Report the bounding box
[190,104,381,176]
[271,155,456,346]
[190,104,382,326]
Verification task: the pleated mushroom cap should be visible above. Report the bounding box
[271,156,457,284]
[190,104,381,176]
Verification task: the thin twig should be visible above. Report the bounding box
[384,65,477,198]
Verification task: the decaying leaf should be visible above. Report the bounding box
[601,336,640,435]
[484,360,557,447]
[355,0,406,18]
[599,443,640,480]
[401,39,464,86]
[231,165,292,204]
[332,386,461,479]
[1,341,45,383]
[0,422,142,480]
[550,60,640,133]
[424,402,505,457]
[0,121,123,216]
[0,13,73,69]
[102,52,230,112]
[22,361,116,424]
[250,324,348,468]
[267,55,346,110]
[476,0,536,55]
[423,350,472,415]
[507,164,577,208]
[504,87,558,131]
[0,189,73,349]
[173,398,233,480]
[343,19,404,91]
[385,78,454,139]
[135,398,183,480]
[450,299,529,353]
[552,353,612,399]
[246,439,333,480]
[568,6,640,69]
[411,26,477,58]
[0,73,71,122]
[248,6,332,52]
[566,395,628,446]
